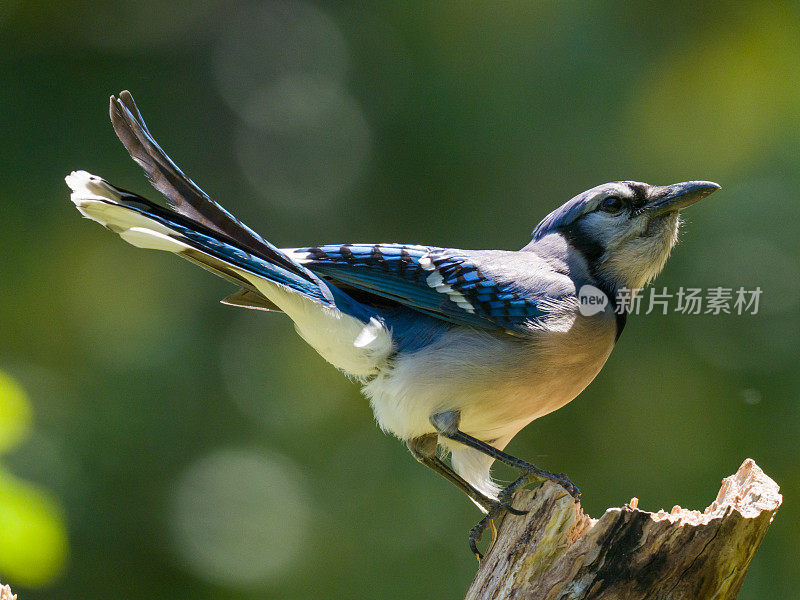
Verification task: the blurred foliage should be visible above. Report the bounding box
[0,373,32,455]
[0,373,67,586]
[0,1,798,598]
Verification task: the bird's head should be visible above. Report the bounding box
[530,180,720,292]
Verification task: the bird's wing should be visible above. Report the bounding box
[288,244,557,331]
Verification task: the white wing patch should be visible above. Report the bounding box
[420,252,476,314]
[287,249,312,263]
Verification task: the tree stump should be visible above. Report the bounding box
[466,459,781,600]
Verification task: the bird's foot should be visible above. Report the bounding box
[468,470,580,560]
[467,496,529,560]
[498,467,581,510]
[468,501,504,560]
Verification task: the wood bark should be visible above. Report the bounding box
[466,459,781,600]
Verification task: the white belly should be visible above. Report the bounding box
[362,312,616,444]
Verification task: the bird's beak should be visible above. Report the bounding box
[646,181,721,215]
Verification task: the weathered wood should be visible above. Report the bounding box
[466,459,780,600]
[0,584,16,600]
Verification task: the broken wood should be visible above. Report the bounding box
[466,458,780,600]
[0,584,15,600]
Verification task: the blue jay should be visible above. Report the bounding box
[66,91,720,555]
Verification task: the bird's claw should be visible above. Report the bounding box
[500,499,529,516]
[468,471,581,559]
[468,502,504,560]
[553,472,581,499]
[500,469,581,503]
[468,495,529,560]
[540,470,581,499]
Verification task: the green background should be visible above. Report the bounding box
[1,2,798,598]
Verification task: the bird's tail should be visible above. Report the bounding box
[66,92,392,376]
[65,170,330,305]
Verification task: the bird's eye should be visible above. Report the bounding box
[599,196,624,214]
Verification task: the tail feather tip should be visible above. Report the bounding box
[65,171,120,205]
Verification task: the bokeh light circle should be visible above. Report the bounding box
[234,75,371,211]
[169,447,312,588]
[213,0,350,118]
[212,0,370,211]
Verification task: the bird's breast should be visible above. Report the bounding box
[362,311,617,442]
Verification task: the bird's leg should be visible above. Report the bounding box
[430,410,581,504]
[408,434,517,559]
[406,434,497,513]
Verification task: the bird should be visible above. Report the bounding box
[66,91,720,556]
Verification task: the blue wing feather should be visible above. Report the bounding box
[291,244,548,330]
